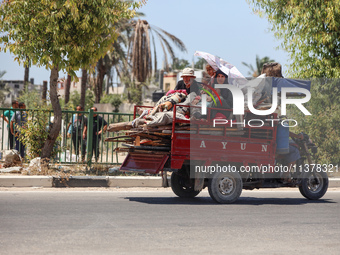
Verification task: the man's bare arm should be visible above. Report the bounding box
[10,120,14,135]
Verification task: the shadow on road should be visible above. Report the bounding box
[125,196,216,205]
[125,196,335,205]
[236,196,335,205]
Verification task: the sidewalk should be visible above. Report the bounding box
[0,175,339,188]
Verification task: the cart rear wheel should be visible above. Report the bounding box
[208,171,242,204]
[299,171,328,200]
[171,171,200,198]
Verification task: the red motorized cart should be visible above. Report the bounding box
[118,105,328,204]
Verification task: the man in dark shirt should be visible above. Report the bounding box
[87,107,107,162]
[174,67,200,95]
[67,105,87,162]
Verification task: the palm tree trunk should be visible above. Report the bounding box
[106,68,111,95]
[42,80,47,101]
[24,66,29,90]
[95,58,105,103]
[65,74,71,104]
[41,66,62,162]
[80,69,87,109]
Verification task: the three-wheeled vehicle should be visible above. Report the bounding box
[116,78,328,204]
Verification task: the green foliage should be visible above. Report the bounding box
[249,0,340,78]
[100,93,122,112]
[0,0,142,75]
[16,88,60,160]
[249,1,340,165]
[18,105,61,160]
[129,86,143,105]
[242,55,275,77]
[288,80,340,165]
[194,58,206,70]
[172,58,190,71]
[67,90,95,111]
[0,0,142,160]
[18,86,50,109]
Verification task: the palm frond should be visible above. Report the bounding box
[153,25,187,52]
[150,30,157,74]
[153,29,175,61]
[155,33,169,71]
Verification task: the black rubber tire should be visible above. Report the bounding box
[299,171,328,200]
[208,171,242,204]
[170,171,201,198]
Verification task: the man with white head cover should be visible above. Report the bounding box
[174,67,200,95]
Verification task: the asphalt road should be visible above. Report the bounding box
[0,188,339,255]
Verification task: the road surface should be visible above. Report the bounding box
[0,187,339,255]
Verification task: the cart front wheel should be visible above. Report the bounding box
[299,171,328,200]
[208,171,242,204]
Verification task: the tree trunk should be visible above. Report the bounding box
[106,68,111,95]
[42,80,47,101]
[41,66,62,162]
[95,58,105,103]
[65,74,71,104]
[80,69,87,109]
[24,66,29,91]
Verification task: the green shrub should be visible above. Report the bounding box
[18,105,61,161]
[100,93,122,112]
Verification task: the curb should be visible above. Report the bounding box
[0,176,53,187]
[0,176,166,188]
[0,176,339,188]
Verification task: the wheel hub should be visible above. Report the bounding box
[308,176,323,192]
[218,177,234,195]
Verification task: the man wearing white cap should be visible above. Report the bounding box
[174,67,200,95]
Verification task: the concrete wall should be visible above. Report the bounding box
[94,102,154,114]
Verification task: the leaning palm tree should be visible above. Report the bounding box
[129,19,187,83]
[242,55,275,77]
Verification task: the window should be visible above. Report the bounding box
[14,84,20,89]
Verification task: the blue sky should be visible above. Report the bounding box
[0,0,290,85]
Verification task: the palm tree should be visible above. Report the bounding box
[64,74,71,105]
[127,19,187,103]
[24,56,30,90]
[92,17,132,103]
[94,57,106,103]
[172,58,190,71]
[91,18,187,104]
[80,69,87,110]
[130,20,187,81]
[42,80,47,101]
[242,55,275,77]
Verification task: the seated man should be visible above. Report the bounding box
[174,67,200,95]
